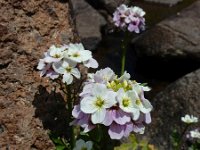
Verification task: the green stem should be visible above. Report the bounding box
[120,32,130,76]
[66,84,75,149]
[177,124,190,150]
[121,44,127,76]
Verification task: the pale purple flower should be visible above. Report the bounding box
[37,59,59,79]
[71,105,95,133]
[93,67,116,84]
[37,43,98,83]
[113,4,146,33]
[113,4,129,28]
[37,45,65,79]
[102,109,131,126]
[108,122,143,139]
[72,68,153,140]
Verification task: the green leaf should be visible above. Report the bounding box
[170,129,181,148]
[55,145,66,150]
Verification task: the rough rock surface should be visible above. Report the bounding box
[144,0,183,6]
[0,0,74,149]
[70,0,106,50]
[133,0,200,61]
[146,68,200,149]
[98,0,129,13]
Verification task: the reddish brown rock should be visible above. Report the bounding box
[0,0,75,149]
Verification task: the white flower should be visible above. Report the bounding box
[73,139,93,150]
[44,45,65,63]
[129,6,146,17]
[93,67,115,84]
[80,84,117,124]
[83,58,99,69]
[117,88,136,113]
[118,71,131,82]
[37,59,59,79]
[129,90,153,120]
[181,114,198,124]
[190,130,200,139]
[65,43,92,63]
[53,60,80,85]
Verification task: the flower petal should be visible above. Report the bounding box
[103,91,117,108]
[139,99,153,114]
[71,68,81,79]
[85,141,93,150]
[132,109,140,120]
[80,97,97,114]
[124,123,133,137]
[145,113,151,124]
[113,109,131,125]
[83,58,99,69]
[91,109,106,124]
[62,73,73,84]
[108,123,125,140]
[53,61,65,74]
[102,110,114,126]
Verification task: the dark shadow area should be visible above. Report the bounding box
[57,0,68,4]
[94,32,200,99]
[33,85,69,138]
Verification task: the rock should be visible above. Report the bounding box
[144,0,183,6]
[70,0,106,50]
[133,1,200,61]
[146,68,200,149]
[0,0,74,149]
[98,0,129,13]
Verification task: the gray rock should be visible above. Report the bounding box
[99,0,129,13]
[146,68,200,149]
[133,1,200,61]
[70,0,106,50]
[144,0,183,6]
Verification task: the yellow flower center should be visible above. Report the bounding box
[122,97,131,107]
[81,147,87,150]
[107,80,132,92]
[72,52,80,57]
[95,97,104,108]
[136,99,142,106]
[65,66,72,72]
[53,54,61,58]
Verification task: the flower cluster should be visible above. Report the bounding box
[190,129,200,139]
[72,68,153,140]
[113,4,145,33]
[37,43,98,84]
[181,114,198,124]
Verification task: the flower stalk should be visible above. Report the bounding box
[121,32,130,75]
[66,84,75,148]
